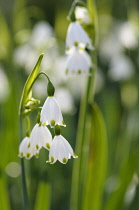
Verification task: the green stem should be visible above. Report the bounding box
[70,58,96,210]
[28,72,51,95]
[80,55,97,209]
[70,78,90,210]
[19,114,28,210]
[70,0,98,208]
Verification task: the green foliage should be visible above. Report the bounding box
[87,0,98,45]
[0,178,10,210]
[104,155,136,210]
[82,104,107,210]
[0,12,11,59]
[34,182,51,210]
[19,54,43,115]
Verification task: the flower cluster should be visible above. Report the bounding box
[19,81,77,164]
[65,6,94,74]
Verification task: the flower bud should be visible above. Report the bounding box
[47,81,55,96]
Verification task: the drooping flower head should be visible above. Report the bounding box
[47,125,78,164]
[66,47,92,74]
[40,96,66,127]
[75,6,91,25]
[19,137,36,159]
[40,81,66,127]
[66,21,94,52]
[30,123,52,152]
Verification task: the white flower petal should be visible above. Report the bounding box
[30,124,52,151]
[66,48,92,74]
[47,135,78,164]
[75,6,91,25]
[19,137,36,159]
[66,22,94,50]
[40,97,66,127]
[41,126,52,150]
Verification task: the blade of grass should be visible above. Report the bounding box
[0,177,10,210]
[0,12,11,59]
[82,103,107,210]
[104,154,136,210]
[34,182,51,210]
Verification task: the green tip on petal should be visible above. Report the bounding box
[19,152,23,158]
[41,122,46,126]
[46,143,50,149]
[73,152,78,158]
[36,145,39,150]
[51,157,55,163]
[77,70,82,74]
[35,153,39,158]
[65,68,69,74]
[62,158,67,164]
[74,41,79,47]
[28,143,30,148]
[46,158,50,163]
[62,120,66,126]
[26,153,30,158]
[51,120,55,127]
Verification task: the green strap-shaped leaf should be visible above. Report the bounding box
[0,177,10,210]
[87,0,98,45]
[0,12,11,59]
[34,182,51,210]
[19,53,44,114]
[82,104,108,210]
[104,155,136,210]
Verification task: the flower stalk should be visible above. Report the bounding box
[70,0,98,210]
[19,114,29,210]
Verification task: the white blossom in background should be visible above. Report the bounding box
[108,54,134,81]
[75,6,91,25]
[118,22,138,49]
[99,21,138,62]
[13,21,58,74]
[30,124,52,151]
[65,47,92,74]
[99,33,122,61]
[40,96,66,127]
[14,44,38,73]
[47,135,78,164]
[0,67,10,102]
[19,137,36,159]
[30,21,56,48]
[66,21,94,51]
[55,88,75,113]
[52,55,85,98]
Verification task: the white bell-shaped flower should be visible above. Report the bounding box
[66,47,92,74]
[30,124,52,151]
[40,96,66,127]
[75,6,91,25]
[47,135,78,164]
[19,137,36,159]
[66,21,93,51]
